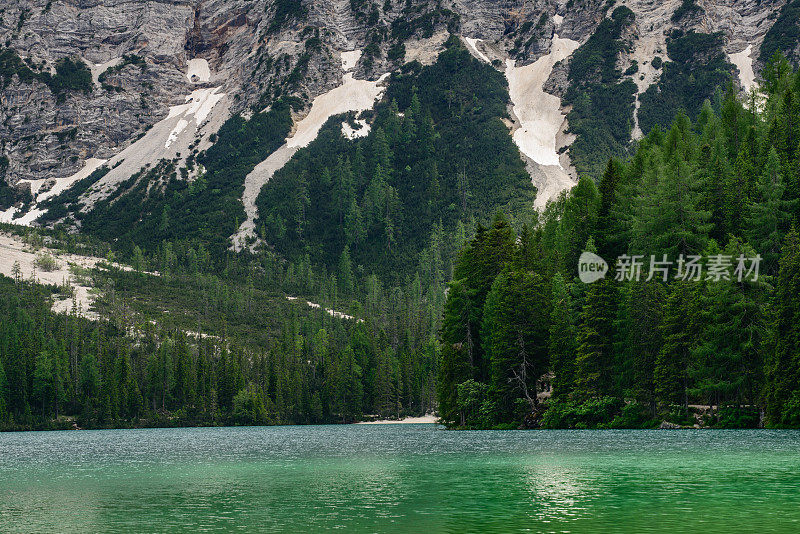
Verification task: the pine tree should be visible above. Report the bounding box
[655,282,698,410]
[559,176,600,275]
[746,147,795,276]
[596,158,624,260]
[439,214,517,391]
[437,279,476,424]
[615,280,665,413]
[341,344,363,422]
[705,137,735,240]
[375,347,398,417]
[295,171,311,239]
[338,246,355,297]
[174,337,196,410]
[481,268,550,420]
[455,215,517,314]
[372,127,393,174]
[574,278,618,399]
[690,273,764,412]
[79,352,100,418]
[766,228,800,426]
[344,198,365,247]
[6,329,30,420]
[548,273,577,399]
[334,157,355,226]
[0,356,9,421]
[33,350,54,418]
[631,143,712,257]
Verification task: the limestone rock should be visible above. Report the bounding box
[0,0,789,201]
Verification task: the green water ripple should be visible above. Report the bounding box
[1,426,799,533]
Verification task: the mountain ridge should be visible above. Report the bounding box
[1,0,789,188]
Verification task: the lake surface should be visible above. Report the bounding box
[1,426,799,533]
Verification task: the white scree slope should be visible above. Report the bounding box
[86,85,228,203]
[729,44,756,94]
[505,36,580,168]
[462,35,580,210]
[504,35,580,209]
[0,158,108,226]
[232,49,388,251]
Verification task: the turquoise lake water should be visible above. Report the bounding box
[1,425,799,532]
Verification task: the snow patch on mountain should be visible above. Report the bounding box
[287,73,388,149]
[1,158,108,226]
[165,119,190,149]
[505,35,579,166]
[187,58,211,83]
[464,37,490,63]
[341,50,361,71]
[0,206,44,226]
[27,158,108,204]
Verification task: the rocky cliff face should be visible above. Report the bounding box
[0,0,791,215]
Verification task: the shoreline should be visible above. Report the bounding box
[354,415,439,425]
[1,415,442,433]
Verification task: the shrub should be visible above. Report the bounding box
[714,406,760,429]
[50,57,92,95]
[541,397,624,428]
[268,0,308,34]
[671,0,703,23]
[608,401,657,428]
[34,253,60,272]
[0,48,91,99]
[232,383,273,425]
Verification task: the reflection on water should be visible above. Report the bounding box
[524,462,589,525]
[1,427,800,532]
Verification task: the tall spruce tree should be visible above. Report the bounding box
[437,278,479,424]
[746,147,795,276]
[548,273,577,399]
[0,356,8,421]
[559,176,600,275]
[631,142,712,257]
[766,229,800,426]
[574,278,618,399]
[596,158,624,260]
[615,280,665,413]
[655,282,699,410]
[481,267,550,420]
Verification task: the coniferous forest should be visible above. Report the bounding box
[439,56,800,429]
[2,44,800,431]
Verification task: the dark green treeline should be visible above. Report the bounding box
[0,254,439,430]
[438,56,800,429]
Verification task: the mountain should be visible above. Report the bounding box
[0,1,793,227]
